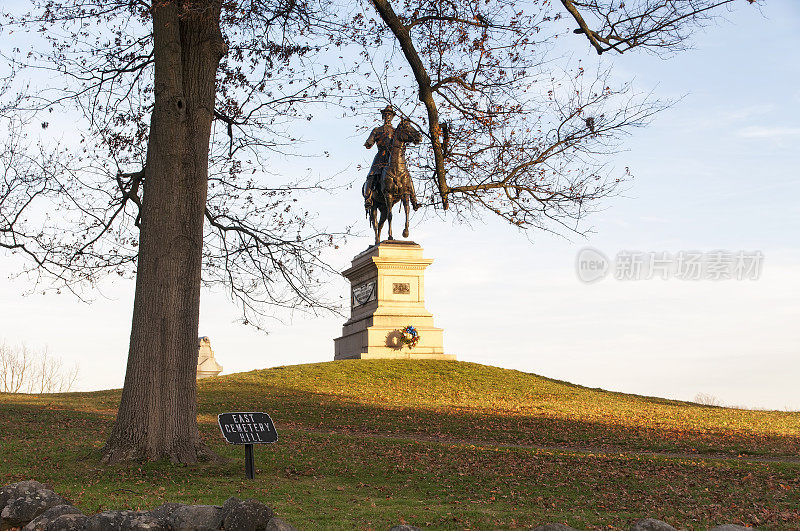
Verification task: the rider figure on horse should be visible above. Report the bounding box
[364,105,421,210]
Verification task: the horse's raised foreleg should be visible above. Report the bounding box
[407,176,421,210]
[402,194,410,238]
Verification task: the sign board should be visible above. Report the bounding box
[217,412,278,445]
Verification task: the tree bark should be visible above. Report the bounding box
[102,0,226,463]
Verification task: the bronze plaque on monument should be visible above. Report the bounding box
[352,280,376,307]
[392,282,410,294]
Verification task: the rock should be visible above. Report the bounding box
[390,526,424,531]
[149,502,222,530]
[148,500,289,530]
[0,481,49,513]
[221,497,274,531]
[1,488,68,528]
[37,513,89,530]
[165,504,223,530]
[147,503,183,521]
[24,504,83,530]
[85,510,167,530]
[709,526,755,531]
[630,519,677,531]
[530,525,578,531]
[265,516,297,530]
[0,483,298,531]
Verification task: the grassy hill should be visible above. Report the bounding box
[2,360,799,529]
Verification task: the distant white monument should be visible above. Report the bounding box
[197,336,223,379]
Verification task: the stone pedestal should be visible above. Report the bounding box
[334,240,454,360]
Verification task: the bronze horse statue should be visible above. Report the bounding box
[363,118,422,244]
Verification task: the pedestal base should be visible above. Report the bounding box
[333,241,453,361]
[336,351,456,360]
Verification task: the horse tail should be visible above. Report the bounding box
[363,181,375,227]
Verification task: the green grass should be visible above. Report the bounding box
[2,360,799,529]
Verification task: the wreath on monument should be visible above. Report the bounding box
[399,325,420,349]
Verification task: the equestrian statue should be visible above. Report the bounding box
[363,105,422,245]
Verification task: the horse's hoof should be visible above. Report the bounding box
[388,236,394,240]
[402,229,409,238]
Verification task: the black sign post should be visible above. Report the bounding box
[218,412,278,479]
[243,443,255,479]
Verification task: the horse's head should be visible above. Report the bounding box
[395,118,422,145]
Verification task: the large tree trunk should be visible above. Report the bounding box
[102,0,226,464]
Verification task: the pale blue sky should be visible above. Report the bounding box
[1,1,798,409]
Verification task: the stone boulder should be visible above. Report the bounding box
[149,502,223,530]
[265,516,297,530]
[1,486,68,529]
[29,513,89,531]
[0,481,48,512]
[23,504,83,530]
[0,481,296,530]
[84,510,167,530]
[221,497,275,531]
[147,502,182,520]
[630,518,677,531]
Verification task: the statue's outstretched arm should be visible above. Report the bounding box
[364,129,377,149]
